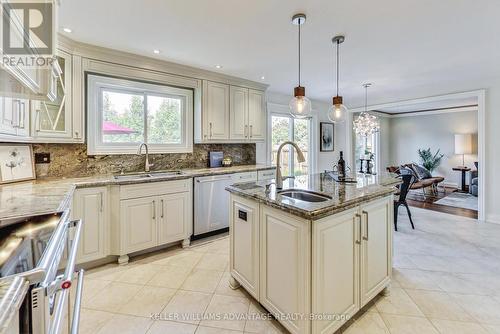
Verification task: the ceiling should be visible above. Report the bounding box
[58,0,500,108]
[376,96,478,114]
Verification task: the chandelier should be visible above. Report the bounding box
[353,83,379,137]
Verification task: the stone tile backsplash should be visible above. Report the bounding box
[32,143,256,178]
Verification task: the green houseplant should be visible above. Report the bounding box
[417,148,444,172]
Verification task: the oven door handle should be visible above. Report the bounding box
[61,219,83,289]
[70,269,85,334]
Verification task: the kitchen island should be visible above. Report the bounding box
[226,172,400,334]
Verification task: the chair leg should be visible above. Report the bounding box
[404,202,415,229]
[421,187,427,199]
[394,203,399,231]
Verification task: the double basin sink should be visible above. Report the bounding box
[113,170,183,181]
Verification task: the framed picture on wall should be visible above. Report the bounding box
[0,144,35,184]
[320,122,334,152]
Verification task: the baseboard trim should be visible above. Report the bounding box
[486,214,500,225]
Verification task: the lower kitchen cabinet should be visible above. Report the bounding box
[115,179,193,263]
[229,194,393,334]
[312,207,360,334]
[72,187,108,264]
[158,192,192,245]
[120,196,158,254]
[359,197,392,306]
[229,196,259,299]
[259,206,311,334]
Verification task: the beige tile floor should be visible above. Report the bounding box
[77,207,500,334]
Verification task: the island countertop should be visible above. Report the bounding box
[226,172,401,220]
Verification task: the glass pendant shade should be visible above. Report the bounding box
[289,90,312,118]
[328,96,348,123]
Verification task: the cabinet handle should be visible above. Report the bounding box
[99,193,103,212]
[35,108,41,132]
[152,200,156,220]
[250,125,253,138]
[161,199,164,218]
[355,213,362,244]
[12,100,20,127]
[362,211,369,241]
[209,122,213,138]
[245,125,248,138]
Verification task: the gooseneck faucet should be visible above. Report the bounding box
[275,141,306,189]
[137,143,153,172]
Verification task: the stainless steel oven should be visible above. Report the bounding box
[0,210,84,334]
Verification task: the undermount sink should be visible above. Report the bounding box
[114,170,183,180]
[278,189,332,203]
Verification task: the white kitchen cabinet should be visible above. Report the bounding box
[72,187,109,264]
[312,207,360,334]
[158,192,192,245]
[120,196,158,254]
[229,86,249,140]
[359,197,392,306]
[115,179,193,263]
[229,194,393,334]
[0,97,29,136]
[32,50,75,141]
[198,80,266,143]
[230,195,260,299]
[260,206,311,334]
[203,80,230,141]
[247,89,266,141]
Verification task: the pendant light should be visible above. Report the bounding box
[328,35,348,123]
[289,13,312,118]
[353,83,380,137]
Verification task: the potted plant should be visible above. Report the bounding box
[417,148,444,173]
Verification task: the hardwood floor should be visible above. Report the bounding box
[405,187,478,219]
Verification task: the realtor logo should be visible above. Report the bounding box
[2,1,54,55]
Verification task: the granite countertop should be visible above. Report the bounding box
[0,276,28,333]
[0,164,275,220]
[226,172,401,220]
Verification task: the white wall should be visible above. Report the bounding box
[484,80,500,223]
[387,110,478,187]
[261,92,347,172]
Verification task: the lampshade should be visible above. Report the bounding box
[454,134,472,155]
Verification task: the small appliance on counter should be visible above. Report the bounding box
[209,151,223,168]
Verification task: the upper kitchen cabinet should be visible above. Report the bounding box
[31,50,83,142]
[202,80,230,141]
[0,0,59,101]
[0,97,29,137]
[247,89,266,141]
[198,80,266,143]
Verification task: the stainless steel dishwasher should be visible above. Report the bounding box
[194,171,259,237]
[194,174,235,236]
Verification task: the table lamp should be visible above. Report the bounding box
[454,134,472,167]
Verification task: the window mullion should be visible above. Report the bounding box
[143,93,148,144]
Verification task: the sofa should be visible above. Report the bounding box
[387,164,444,197]
[469,161,478,197]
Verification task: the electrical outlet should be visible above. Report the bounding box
[34,153,50,164]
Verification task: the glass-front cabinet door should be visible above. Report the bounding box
[32,50,73,140]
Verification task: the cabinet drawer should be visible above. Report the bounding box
[120,178,192,199]
[257,169,275,181]
[231,171,257,183]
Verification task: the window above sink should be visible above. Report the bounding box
[87,74,194,155]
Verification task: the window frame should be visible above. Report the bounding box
[87,74,193,155]
[267,103,313,176]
